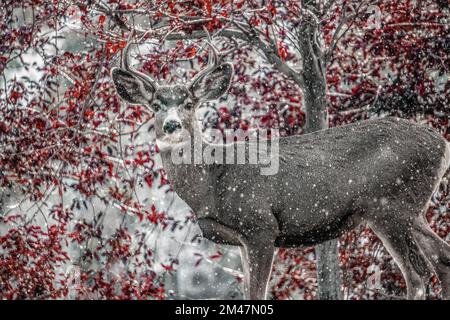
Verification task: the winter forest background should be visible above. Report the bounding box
[0,0,449,300]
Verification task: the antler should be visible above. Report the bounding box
[121,42,159,88]
[190,42,220,85]
[120,40,220,88]
[121,41,133,71]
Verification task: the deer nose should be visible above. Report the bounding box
[163,120,182,134]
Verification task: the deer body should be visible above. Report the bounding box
[162,117,447,243]
[159,116,450,300]
[112,43,450,300]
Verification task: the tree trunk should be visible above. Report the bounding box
[315,238,342,299]
[298,16,343,300]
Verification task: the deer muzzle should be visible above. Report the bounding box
[163,120,182,134]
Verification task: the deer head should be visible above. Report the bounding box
[111,43,234,146]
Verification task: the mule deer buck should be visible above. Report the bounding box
[111,42,450,300]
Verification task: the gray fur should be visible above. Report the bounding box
[154,86,189,108]
[190,63,234,101]
[162,118,450,300]
[112,61,450,300]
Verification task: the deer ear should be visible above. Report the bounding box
[111,68,156,105]
[190,63,233,101]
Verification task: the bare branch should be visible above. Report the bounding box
[325,0,371,64]
[165,28,305,87]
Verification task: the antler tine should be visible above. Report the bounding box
[190,41,221,85]
[207,41,220,66]
[121,41,159,88]
[121,42,134,72]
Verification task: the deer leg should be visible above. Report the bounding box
[370,222,432,300]
[197,217,277,299]
[239,246,251,299]
[436,257,450,300]
[239,237,276,300]
[413,219,450,299]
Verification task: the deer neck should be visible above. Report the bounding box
[157,117,203,169]
[157,119,222,215]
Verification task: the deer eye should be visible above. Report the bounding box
[185,102,194,110]
[152,103,162,112]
